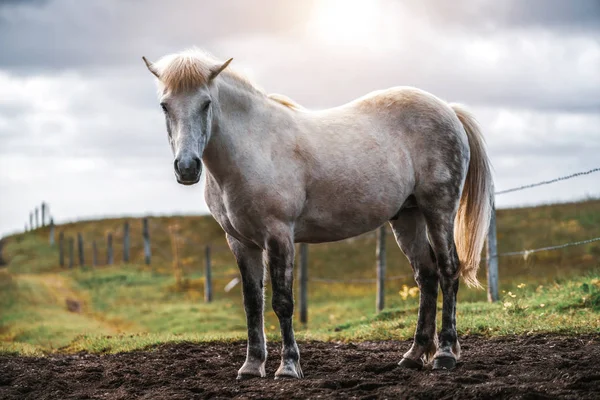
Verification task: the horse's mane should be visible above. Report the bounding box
[154,48,256,93]
[268,93,305,110]
[154,48,304,110]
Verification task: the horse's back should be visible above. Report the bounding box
[352,86,471,188]
[293,87,471,242]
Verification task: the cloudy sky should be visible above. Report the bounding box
[1,0,599,237]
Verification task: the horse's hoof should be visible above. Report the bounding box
[237,361,266,380]
[432,356,456,370]
[237,373,262,381]
[275,361,303,379]
[398,357,423,369]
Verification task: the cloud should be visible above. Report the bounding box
[0,0,599,236]
[406,0,600,33]
[0,0,313,71]
[219,31,600,113]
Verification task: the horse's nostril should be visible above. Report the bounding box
[174,159,180,174]
[194,157,201,172]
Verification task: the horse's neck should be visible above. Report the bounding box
[202,79,299,186]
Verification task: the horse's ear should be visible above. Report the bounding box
[209,58,233,80]
[142,56,160,78]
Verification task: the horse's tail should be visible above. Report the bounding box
[450,104,494,288]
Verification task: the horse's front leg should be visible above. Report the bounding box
[227,234,267,380]
[266,235,303,379]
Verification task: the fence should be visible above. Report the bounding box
[23,167,600,323]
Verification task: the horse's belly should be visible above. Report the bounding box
[295,191,405,243]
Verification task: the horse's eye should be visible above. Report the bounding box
[202,100,212,112]
[160,103,168,114]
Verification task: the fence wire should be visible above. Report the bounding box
[312,236,600,285]
[127,167,600,286]
[310,273,413,285]
[495,167,600,195]
[488,236,600,260]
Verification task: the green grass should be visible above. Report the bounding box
[1,199,599,355]
[1,264,598,355]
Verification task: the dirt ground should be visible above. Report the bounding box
[1,334,599,399]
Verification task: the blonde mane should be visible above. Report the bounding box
[268,93,305,110]
[153,48,257,94]
[153,48,305,111]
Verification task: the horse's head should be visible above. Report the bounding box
[143,51,232,185]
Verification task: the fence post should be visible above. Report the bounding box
[298,243,308,324]
[486,202,500,302]
[205,245,213,303]
[49,218,55,246]
[376,225,386,312]
[29,212,33,231]
[35,207,39,229]
[107,233,114,265]
[92,240,98,267]
[143,218,151,265]
[168,225,182,288]
[59,232,65,267]
[68,237,74,269]
[123,221,130,263]
[77,233,85,268]
[41,202,46,227]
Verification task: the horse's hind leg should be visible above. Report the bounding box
[227,234,267,380]
[390,208,439,369]
[419,197,462,370]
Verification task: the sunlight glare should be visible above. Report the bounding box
[307,0,397,49]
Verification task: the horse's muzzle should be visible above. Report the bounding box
[174,155,201,185]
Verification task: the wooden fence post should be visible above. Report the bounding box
[41,202,46,227]
[92,240,98,267]
[298,243,308,324]
[107,233,114,265]
[49,218,55,246]
[59,232,65,267]
[123,221,130,263]
[77,233,85,268]
[376,225,386,312]
[29,212,33,231]
[143,218,151,265]
[168,225,182,288]
[68,237,74,269]
[205,245,213,303]
[35,207,39,229]
[486,202,500,302]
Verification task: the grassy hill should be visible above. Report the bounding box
[1,199,599,355]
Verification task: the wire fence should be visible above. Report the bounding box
[489,236,600,260]
[310,273,414,285]
[21,166,599,315]
[494,167,600,195]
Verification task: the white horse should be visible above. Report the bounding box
[143,49,493,379]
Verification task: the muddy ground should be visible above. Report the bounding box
[1,334,599,399]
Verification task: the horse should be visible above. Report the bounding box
[142,49,493,379]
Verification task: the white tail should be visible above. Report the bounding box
[450,104,494,288]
